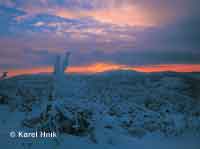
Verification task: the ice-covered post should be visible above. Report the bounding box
[53,52,71,98]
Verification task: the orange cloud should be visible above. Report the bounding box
[54,6,157,27]
[87,6,156,27]
[2,63,200,78]
[14,0,183,27]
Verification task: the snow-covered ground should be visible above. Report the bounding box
[0,71,200,149]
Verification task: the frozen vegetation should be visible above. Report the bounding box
[0,70,200,149]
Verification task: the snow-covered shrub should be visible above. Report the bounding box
[22,99,94,136]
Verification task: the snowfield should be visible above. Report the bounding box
[0,71,200,149]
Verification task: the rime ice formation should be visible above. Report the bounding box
[53,52,71,97]
[54,52,71,78]
[54,52,71,79]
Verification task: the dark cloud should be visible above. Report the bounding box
[70,49,200,66]
[135,14,200,51]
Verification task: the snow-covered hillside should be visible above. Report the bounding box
[0,71,200,149]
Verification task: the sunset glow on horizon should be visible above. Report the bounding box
[2,63,200,77]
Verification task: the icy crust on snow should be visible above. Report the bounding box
[0,71,200,148]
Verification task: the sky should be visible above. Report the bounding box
[0,0,200,75]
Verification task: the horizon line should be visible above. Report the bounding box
[1,63,200,77]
